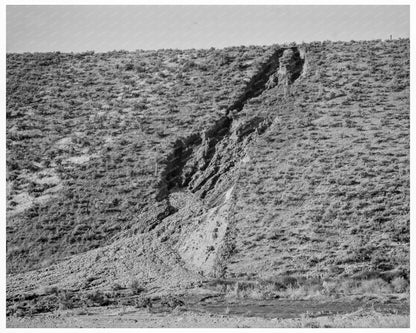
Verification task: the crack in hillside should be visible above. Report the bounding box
[155,46,305,215]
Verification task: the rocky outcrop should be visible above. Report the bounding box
[266,48,305,89]
[277,48,305,85]
[150,46,305,276]
[156,46,305,209]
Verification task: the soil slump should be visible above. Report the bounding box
[149,46,305,277]
[156,46,305,207]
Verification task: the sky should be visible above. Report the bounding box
[6,5,410,53]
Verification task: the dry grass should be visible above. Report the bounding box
[278,310,409,328]
[223,276,409,301]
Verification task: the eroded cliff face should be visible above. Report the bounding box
[151,46,306,276]
[266,47,305,89]
[157,47,305,207]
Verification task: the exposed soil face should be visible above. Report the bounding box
[6,45,272,273]
[151,46,305,276]
[157,46,305,205]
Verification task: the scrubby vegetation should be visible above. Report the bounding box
[6,46,269,272]
[275,310,409,328]
[209,274,409,301]
[6,287,116,317]
[228,38,409,281]
[6,38,409,324]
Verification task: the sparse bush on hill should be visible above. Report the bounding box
[390,277,409,293]
[6,45,268,273]
[6,39,409,313]
[129,279,145,295]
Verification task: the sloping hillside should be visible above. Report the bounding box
[226,39,409,280]
[6,45,270,272]
[6,39,409,315]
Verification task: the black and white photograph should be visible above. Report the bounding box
[3,1,413,329]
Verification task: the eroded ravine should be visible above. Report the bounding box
[157,46,304,206]
[153,46,305,276]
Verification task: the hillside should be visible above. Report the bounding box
[6,39,409,318]
[6,45,270,271]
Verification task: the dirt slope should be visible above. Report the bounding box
[6,39,409,304]
[6,45,270,272]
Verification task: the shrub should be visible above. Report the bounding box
[129,279,145,295]
[39,285,59,295]
[124,63,134,71]
[57,291,77,310]
[357,278,392,295]
[84,290,112,306]
[111,282,123,291]
[134,296,152,308]
[322,280,338,295]
[390,277,409,293]
[207,245,215,252]
[225,280,280,300]
[284,283,326,301]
